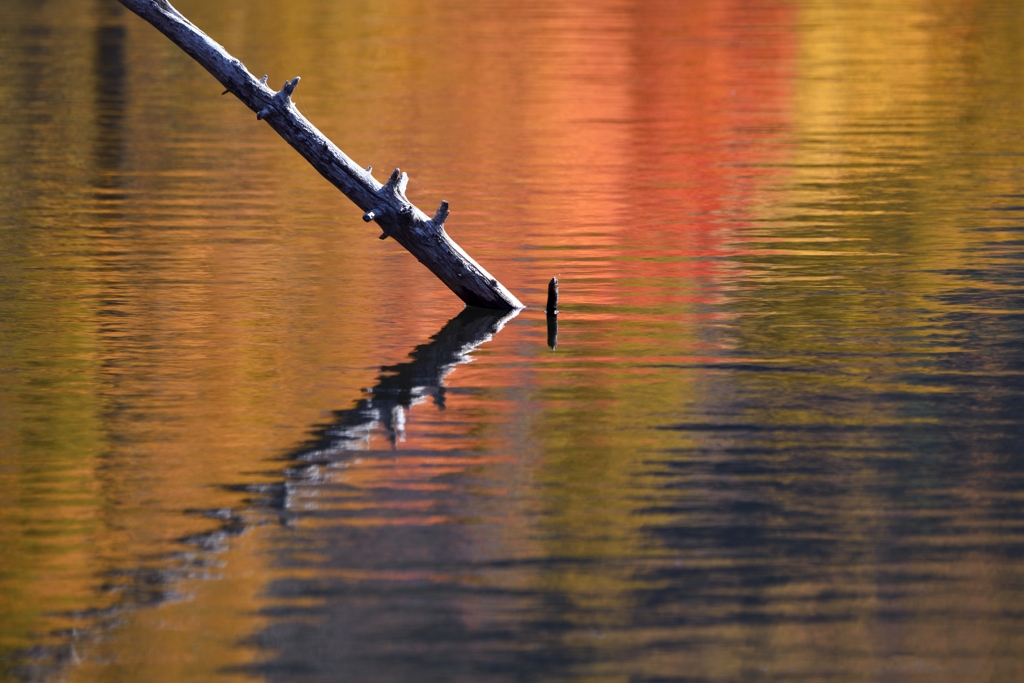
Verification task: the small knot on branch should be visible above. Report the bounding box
[256,76,300,120]
[365,165,372,173]
[363,207,387,223]
[432,200,449,227]
[259,74,268,85]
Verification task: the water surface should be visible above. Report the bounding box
[2,0,1024,681]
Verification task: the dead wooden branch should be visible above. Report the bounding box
[116,0,523,311]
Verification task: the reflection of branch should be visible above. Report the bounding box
[8,313,516,681]
[11,308,515,678]
[296,307,517,459]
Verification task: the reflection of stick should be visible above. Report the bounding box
[295,307,518,458]
[116,0,523,311]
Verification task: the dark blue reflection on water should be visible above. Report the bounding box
[631,228,1024,679]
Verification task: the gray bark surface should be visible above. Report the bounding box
[116,0,523,311]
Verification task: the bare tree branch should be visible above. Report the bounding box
[116,0,524,311]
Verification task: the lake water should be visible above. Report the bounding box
[3,0,1024,681]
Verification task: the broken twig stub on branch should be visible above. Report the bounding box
[116,0,523,311]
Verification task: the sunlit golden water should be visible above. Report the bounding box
[2,0,1024,681]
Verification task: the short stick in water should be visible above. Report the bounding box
[546,277,559,315]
